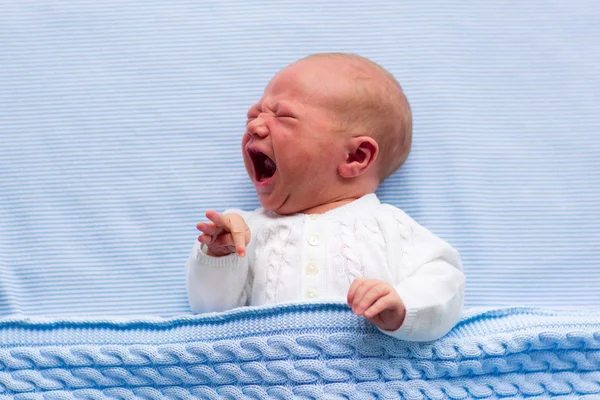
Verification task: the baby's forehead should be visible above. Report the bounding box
[251,57,385,117]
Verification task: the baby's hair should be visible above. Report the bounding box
[302,53,412,182]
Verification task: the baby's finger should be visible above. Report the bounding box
[364,294,395,319]
[227,215,248,257]
[198,233,214,244]
[205,210,227,228]
[355,283,388,316]
[347,278,363,306]
[196,221,219,235]
[348,279,375,311]
[212,232,235,248]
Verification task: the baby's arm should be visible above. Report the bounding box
[348,208,465,342]
[186,210,252,313]
[389,258,464,341]
[348,259,464,342]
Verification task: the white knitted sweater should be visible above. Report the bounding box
[186,193,465,341]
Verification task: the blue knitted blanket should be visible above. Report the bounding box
[1,302,598,399]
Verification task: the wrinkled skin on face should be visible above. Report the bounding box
[242,58,367,215]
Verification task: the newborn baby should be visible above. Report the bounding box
[186,53,465,341]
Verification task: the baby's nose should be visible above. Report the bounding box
[247,116,269,138]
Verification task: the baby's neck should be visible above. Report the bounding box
[299,197,361,215]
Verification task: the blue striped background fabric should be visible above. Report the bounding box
[1,0,599,317]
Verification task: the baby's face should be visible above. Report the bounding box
[242,60,350,215]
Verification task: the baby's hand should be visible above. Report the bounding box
[347,278,406,331]
[196,210,251,257]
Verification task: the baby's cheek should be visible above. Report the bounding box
[288,148,312,166]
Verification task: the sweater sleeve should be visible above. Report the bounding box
[185,209,252,314]
[386,258,465,341]
[378,206,466,342]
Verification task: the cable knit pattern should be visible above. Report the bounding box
[389,207,417,278]
[0,303,599,399]
[262,221,293,305]
[356,219,388,276]
[331,219,389,295]
[331,220,361,287]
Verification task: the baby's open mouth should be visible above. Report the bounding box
[249,149,277,182]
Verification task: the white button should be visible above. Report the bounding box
[306,262,318,276]
[307,214,318,220]
[308,234,320,246]
[305,288,318,299]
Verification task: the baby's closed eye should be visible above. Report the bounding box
[276,112,297,121]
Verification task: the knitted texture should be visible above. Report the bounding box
[263,221,293,305]
[1,302,599,399]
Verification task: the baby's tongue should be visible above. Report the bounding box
[264,158,276,174]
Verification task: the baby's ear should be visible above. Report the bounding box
[337,136,379,179]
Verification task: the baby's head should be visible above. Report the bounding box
[243,53,412,215]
